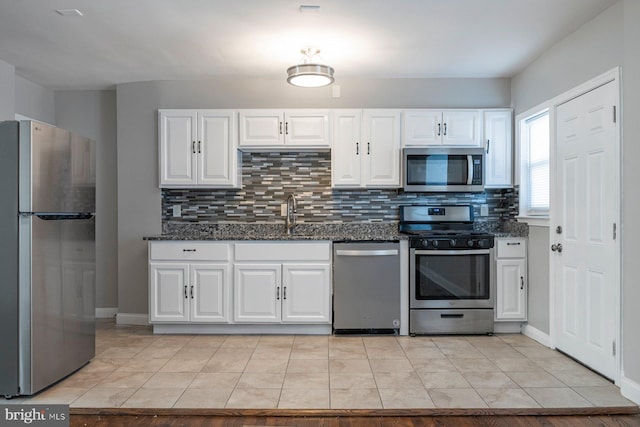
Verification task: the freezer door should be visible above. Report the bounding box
[20,121,95,213]
[19,214,95,395]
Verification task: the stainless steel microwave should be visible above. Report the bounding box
[403,147,484,192]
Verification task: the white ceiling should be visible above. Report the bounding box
[0,0,617,90]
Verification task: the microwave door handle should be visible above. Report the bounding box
[467,155,473,185]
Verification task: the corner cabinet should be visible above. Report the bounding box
[148,242,231,323]
[238,109,330,150]
[233,242,332,324]
[331,109,401,188]
[402,110,482,147]
[483,109,513,188]
[158,109,241,188]
[495,237,527,321]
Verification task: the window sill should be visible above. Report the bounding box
[516,216,550,227]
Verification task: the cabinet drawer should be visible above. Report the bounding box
[496,239,526,258]
[150,242,230,262]
[235,242,331,262]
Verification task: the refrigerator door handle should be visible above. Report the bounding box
[34,213,94,221]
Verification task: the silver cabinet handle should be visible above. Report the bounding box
[356,142,359,155]
[276,286,280,300]
[197,140,201,154]
[190,285,194,299]
[192,141,196,154]
[283,286,287,300]
[279,121,283,135]
[443,123,447,136]
[184,285,188,299]
[506,242,521,246]
[437,123,441,136]
[367,142,370,155]
[551,243,563,253]
[182,249,196,252]
[520,276,524,290]
[285,122,289,135]
[335,249,398,256]
[486,139,490,154]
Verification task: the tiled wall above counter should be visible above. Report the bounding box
[162,151,519,226]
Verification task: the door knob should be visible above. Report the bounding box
[551,243,563,253]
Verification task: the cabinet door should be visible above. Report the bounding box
[284,110,330,147]
[484,110,513,188]
[190,264,229,323]
[282,264,331,324]
[198,110,239,187]
[363,110,401,187]
[402,110,442,146]
[159,110,198,186]
[331,110,362,187]
[496,259,527,320]
[233,264,281,323]
[442,110,482,146]
[149,263,189,322]
[238,110,283,147]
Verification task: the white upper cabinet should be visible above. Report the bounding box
[332,109,401,188]
[483,109,513,188]
[158,109,241,188]
[238,109,330,150]
[402,110,482,147]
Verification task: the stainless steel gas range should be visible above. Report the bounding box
[399,205,495,335]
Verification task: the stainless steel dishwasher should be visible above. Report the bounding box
[333,242,401,333]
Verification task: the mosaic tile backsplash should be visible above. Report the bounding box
[162,151,519,226]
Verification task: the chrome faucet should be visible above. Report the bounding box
[285,193,297,235]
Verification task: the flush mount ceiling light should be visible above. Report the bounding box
[287,48,335,88]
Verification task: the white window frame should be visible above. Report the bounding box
[516,102,551,226]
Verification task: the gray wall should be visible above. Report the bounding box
[622,0,640,384]
[512,0,640,395]
[526,226,550,334]
[116,77,511,317]
[0,59,15,120]
[15,75,55,125]
[55,90,118,310]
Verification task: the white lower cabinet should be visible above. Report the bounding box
[233,242,332,324]
[148,242,231,323]
[495,238,527,321]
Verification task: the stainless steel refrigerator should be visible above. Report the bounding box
[0,120,96,397]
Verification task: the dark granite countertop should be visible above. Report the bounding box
[144,222,406,242]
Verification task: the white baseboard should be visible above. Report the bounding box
[116,313,150,326]
[522,324,552,348]
[95,307,117,318]
[620,373,640,405]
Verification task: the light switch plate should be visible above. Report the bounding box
[172,204,182,218]
[332,85,341,98]
[480,204,489,217]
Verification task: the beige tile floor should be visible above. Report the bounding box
[5,319,636,409]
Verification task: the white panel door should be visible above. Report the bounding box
[233,264,281,323]
[363,110,401,187]
[238,110,283,147]
[402,110,442,146]
[198,110,238,187]
[149,263,189,322]
[332,110,362,187]
[442,110,482,146]
[496,259,526,320]
[159,110,197,186]
[285,110,329,147]
[281,264,331,323]
[484,110,513,188]
[554,81,618,380]
[190,264,229,323]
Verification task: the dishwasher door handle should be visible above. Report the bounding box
[335,249,399,257]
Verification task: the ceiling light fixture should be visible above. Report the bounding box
[287,48,334,88]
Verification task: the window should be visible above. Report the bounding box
[518,108,550,218]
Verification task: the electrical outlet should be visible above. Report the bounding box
[480,204,489,217]
[281,203,287,217]
[172,204,182,218]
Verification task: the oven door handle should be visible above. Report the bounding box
[467,155,474,185]
[412,249,492,256]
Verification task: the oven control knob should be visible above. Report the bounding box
[431,240,439,248]
[467,239,475,247]
[450,239,457,247]
[476,239,489,248]
[420,239,429,248]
